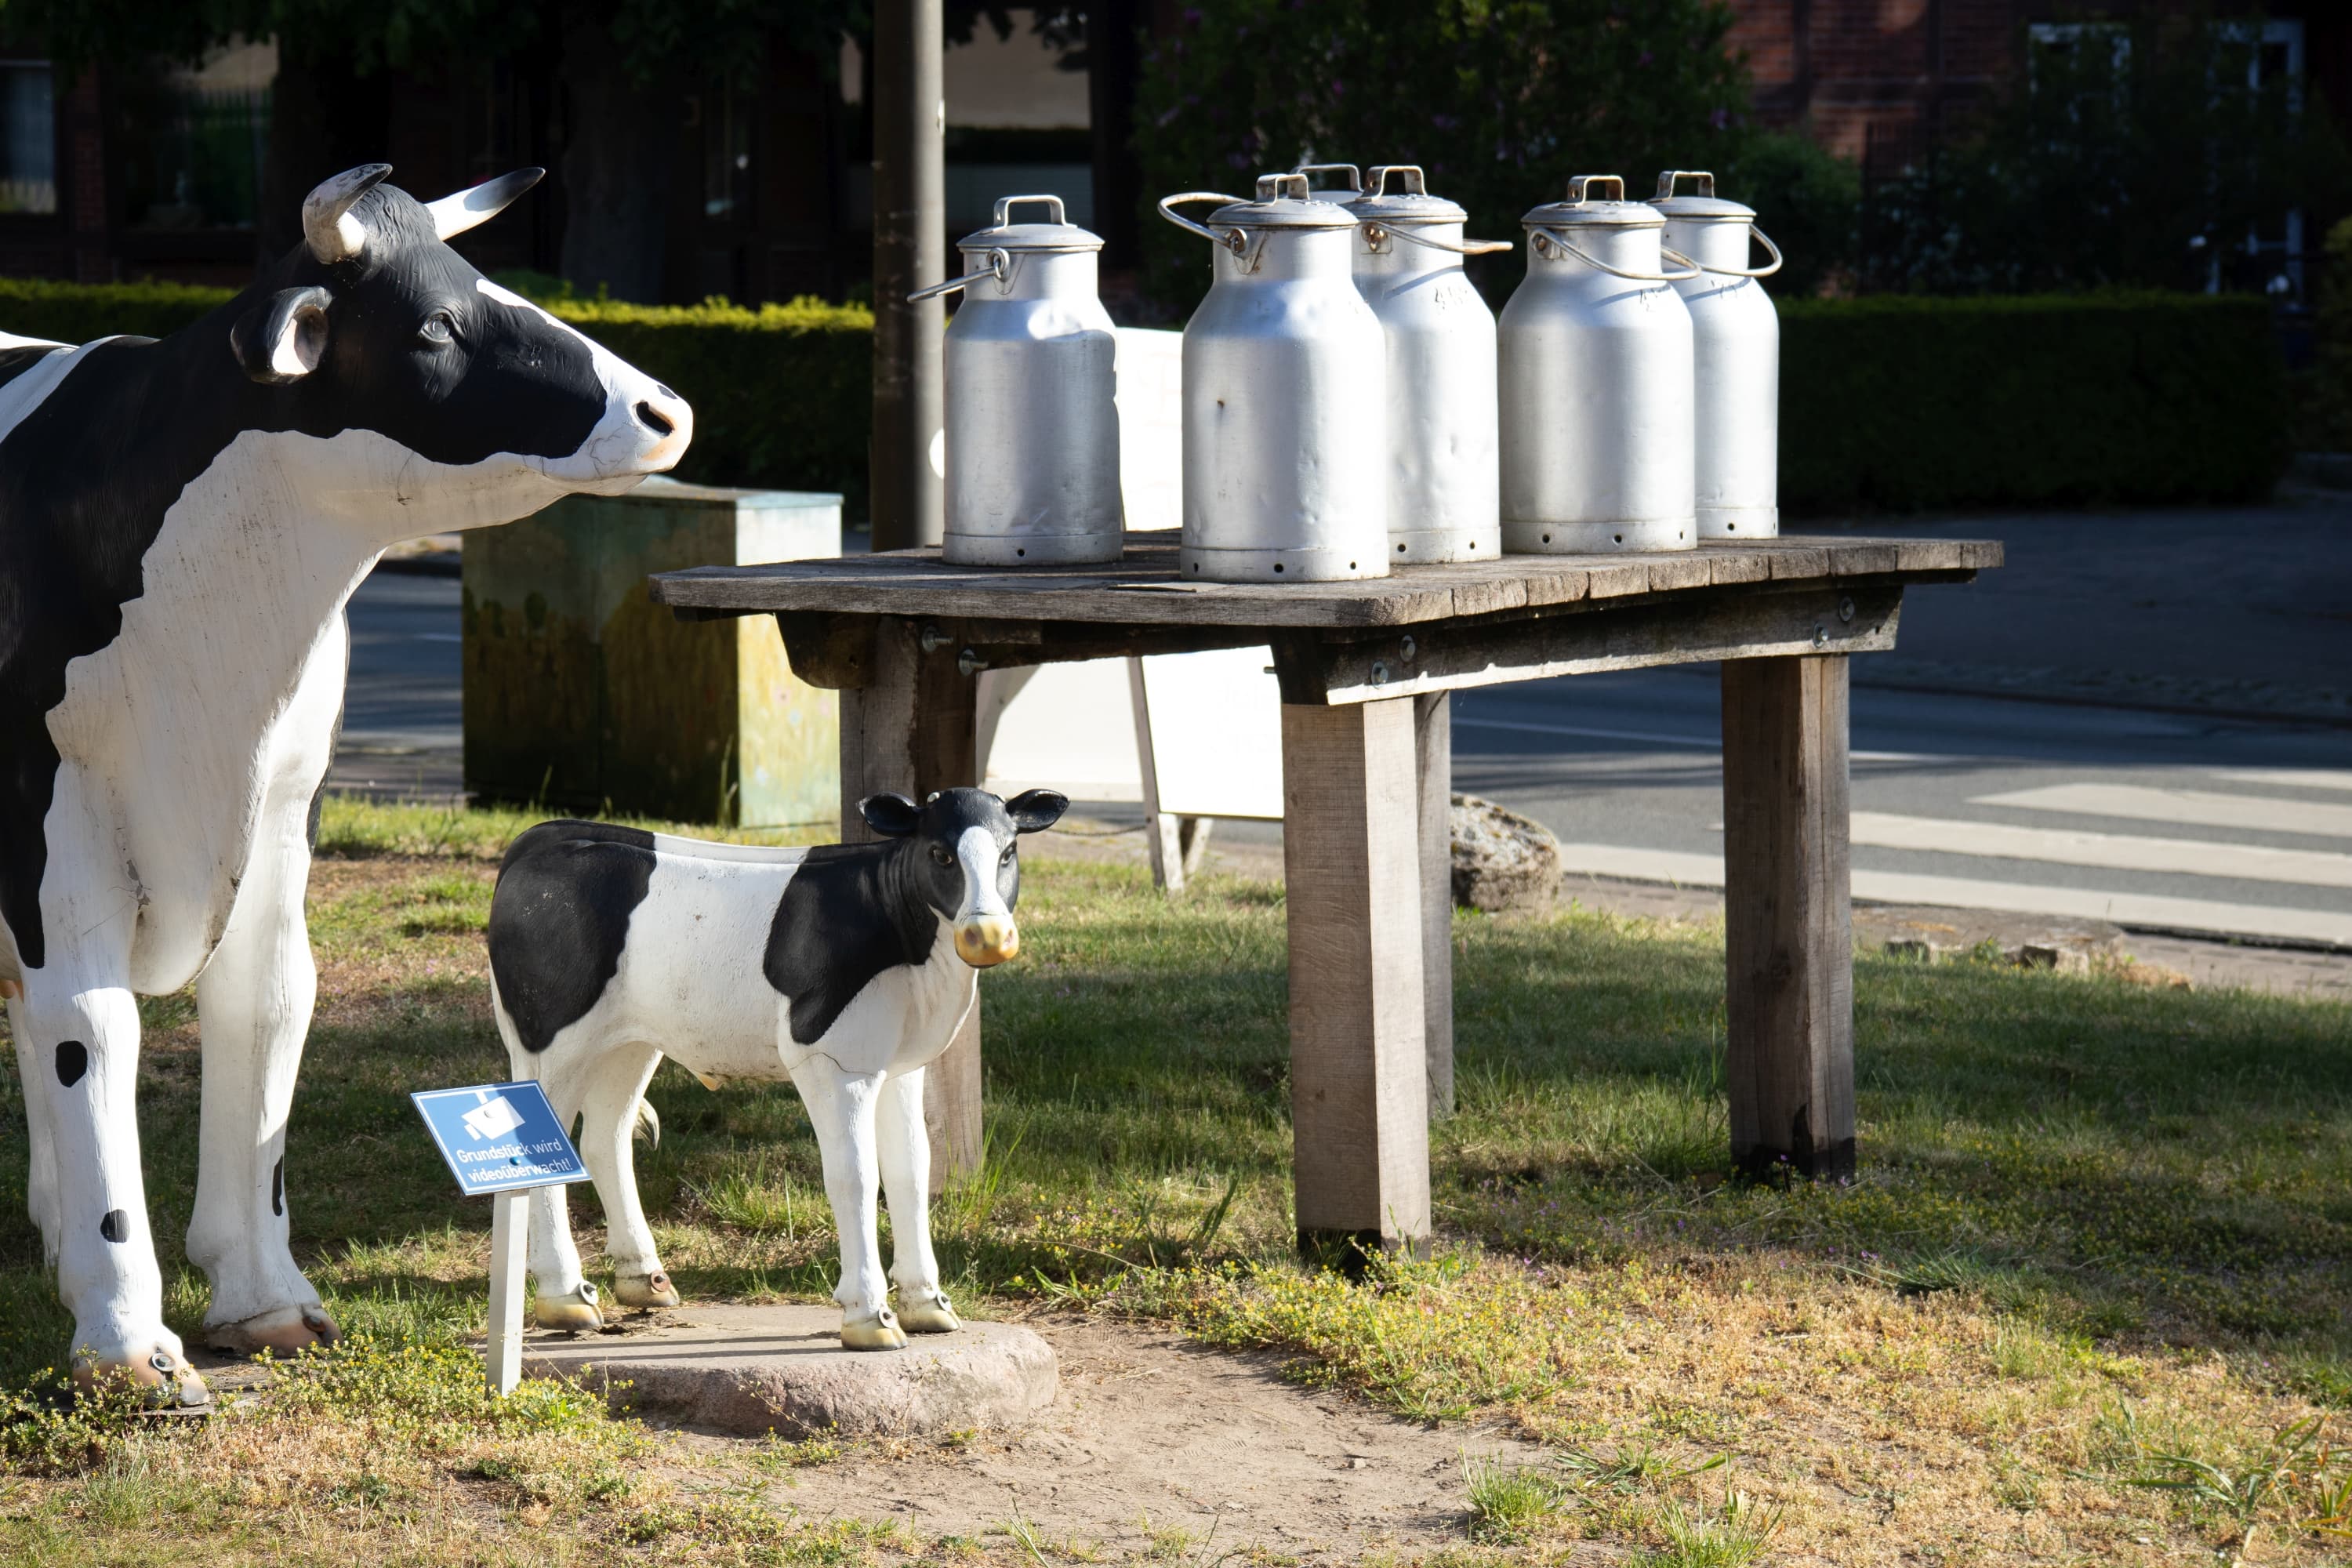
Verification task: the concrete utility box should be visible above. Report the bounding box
[463,477,840,826]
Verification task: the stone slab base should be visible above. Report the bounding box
[520,1303,1058,1439]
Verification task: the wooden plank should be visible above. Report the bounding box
[837,618,985,1191]
[1720,655,1855,1181]
[1415,692,1455,1119]
[650,532,1995,630]
[1288,583,1904,705]
[1282,698,1432,1261]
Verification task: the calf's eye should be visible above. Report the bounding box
[930,846,954,866]
[418,310,456,346]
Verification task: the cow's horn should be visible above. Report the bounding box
[425,168,544,242]
[303,164,391,264]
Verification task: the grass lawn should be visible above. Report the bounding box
[2,794,2348,1565]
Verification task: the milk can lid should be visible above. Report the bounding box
[1207,172,1362,230]
[1647,170,1755,222]
[1521,174,1664,230]
[957,193,1105,253]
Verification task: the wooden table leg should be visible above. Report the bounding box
[1720,654,1856,1180]
[837,616,985,1192]
[1282,697,1431,1264]
[1414,691,1455,1118]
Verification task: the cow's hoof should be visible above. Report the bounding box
[895,1289,960,1334]
[534,1282,604,1333]
[206,1304,339,1358]
[74,1348,212,1410]
[840,1308,907,1352]
[614,1270,681,1309]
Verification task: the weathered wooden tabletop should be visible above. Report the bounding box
[648,532,2005,629]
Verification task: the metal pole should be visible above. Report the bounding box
[872,0,946,550]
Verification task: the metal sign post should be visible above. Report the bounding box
[411,1082,592,1396]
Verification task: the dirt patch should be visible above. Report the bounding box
[677,1312,1547,1559]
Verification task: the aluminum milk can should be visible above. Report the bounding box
[912,194,1122,566]
[1498,175,1698,553]
[1652,171,1783,539]
[1294,163,1509,564]
[1159,172,1388,581]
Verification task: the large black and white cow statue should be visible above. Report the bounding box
[485,786,1067,1350]
[0,165,691,1403]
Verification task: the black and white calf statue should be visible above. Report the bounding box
[485,786,1067,1350]
[0,164,692,1403]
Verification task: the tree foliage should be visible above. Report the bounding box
[1131,0,1752,312]
[1859,18,2352,295]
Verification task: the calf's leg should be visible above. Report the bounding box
[789,1056,902,1350]
[22,782,206,1403]
[187,792,338,1356]
[573,1042,677,1308]
[876,1065,957,1333]
[500,1015,602,1332]
[8,994,60,1265]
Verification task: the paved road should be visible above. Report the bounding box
[336,500,2352,946]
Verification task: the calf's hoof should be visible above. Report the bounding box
[614,1270,681,1310]
[534,1282,604,1333]
[840,1308,907,1352]
[895,1289,961,1334]
[206,1304,339,1358]
[74,1348,212,1410]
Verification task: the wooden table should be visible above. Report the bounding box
[651,532,2002,1257]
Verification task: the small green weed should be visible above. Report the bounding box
[1462,1452,1570,1542]
[1624,1487,1784,1568]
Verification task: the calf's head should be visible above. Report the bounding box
[859,787,1069,966]
[227,163,691,515]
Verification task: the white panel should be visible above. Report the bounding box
[1140,646,1285,820]
[978,660,1143,802]
[1115,328,1184,534]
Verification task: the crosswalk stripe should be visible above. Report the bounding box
[1850,811,2352,888]
[1553,843,2352,948]
[1971,783,2352,840]
[1451,713,1949,764]
[2210,768,2352,793]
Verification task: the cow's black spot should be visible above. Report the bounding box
[487,820,656,1053]
[0,180,612,971]
[99,1209,128,1243]
[271,1157,284,1217]
[54,1040,85,1086]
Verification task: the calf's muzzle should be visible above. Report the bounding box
[955,913,1020,967]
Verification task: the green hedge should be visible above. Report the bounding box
[0,279,876,519]
[1780,292,2287,511]
[0,279,2285,517]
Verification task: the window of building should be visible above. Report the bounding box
[0,61,57,216]
[114,42,272,233]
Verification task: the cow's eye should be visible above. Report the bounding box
[999,848,1014,866]
[929,845,953,867]
[418,310,456,346]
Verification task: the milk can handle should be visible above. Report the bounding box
[906,248,1011,302]
[1532,228,1701,282]
[1366,165,1427,197]
[993,193,1065,227]
[1691,227,1784,278]
[1157,191,1247,252]
[1366,222,1514,256]
[1291,163,1363,194]
[1653,170,1716,200]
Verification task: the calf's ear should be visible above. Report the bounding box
[858,793,923,837]
[1004,789,1069,834]
[230,285,334,384]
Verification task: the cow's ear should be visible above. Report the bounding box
[858,793,923,837]
[230,285,333,384]
[1004,789,1069,834]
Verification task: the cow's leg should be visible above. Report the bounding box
[502,1018,603,1332]
[8,993,61,1264]
[186,786,339,1357]
[22,785,207,1404]
[789,1056,903,1350]
[876,1065,958,1333]
[573,1041,677,1310]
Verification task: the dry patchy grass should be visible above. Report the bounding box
[2,797,2348,1565]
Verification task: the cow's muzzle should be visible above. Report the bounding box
[954,914,1019,967]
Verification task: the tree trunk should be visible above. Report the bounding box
[557,18,677,301]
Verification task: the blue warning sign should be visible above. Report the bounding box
[410,1081,590,1198]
